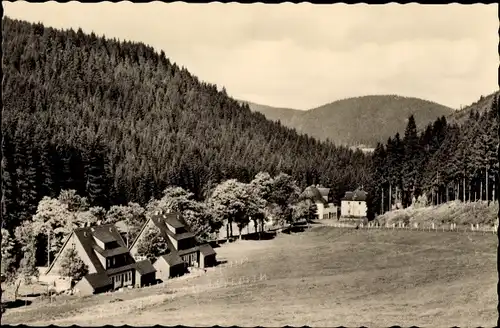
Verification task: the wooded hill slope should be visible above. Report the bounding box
[369,91,499,216]
[1,17,370,231]
[243,95,454,147]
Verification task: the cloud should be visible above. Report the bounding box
[4,2,498,110]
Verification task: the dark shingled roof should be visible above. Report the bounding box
[199,244,216,257]
[134,259,156,275]
[342,189,367,202]
[83,272,112,290]
[106,262,137,276]
[299,186,328,205]
[93,245,129,258]
[144,212,197,249]
[163,213,186,229]
[72,224,128,273]
[92,229,116,244]
[159,252,185,267]
[170,231,196,241]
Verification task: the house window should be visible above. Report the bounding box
[107,259,111,268]
[112,257,116,266]
[359,202,361,205]
[128,271,132,281]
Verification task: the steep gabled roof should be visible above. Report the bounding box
[92,229,116,244]
[93,244,129,258]
[158,252,185,267]
[106,262,137,276]
[342,189,367,202]
[199,244,216,257]
[47,224,132,275]
[130,212,196,252]
[83,272,112,290]
[135,259,157,275]
[299,186,328,205]
[163,213,186,229]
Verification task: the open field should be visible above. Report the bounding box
[2,225,497,327]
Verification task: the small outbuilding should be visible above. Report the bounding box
[199,244,217,268]
[74,272,113,296]
[154,252,186,281]
[134,259,157,287]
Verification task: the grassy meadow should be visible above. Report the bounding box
[2,224,497,327]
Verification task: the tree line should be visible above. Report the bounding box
[370,94,499,215]
[1,16,370,235]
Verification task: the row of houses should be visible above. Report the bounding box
[299,185,368,220]
[45,211,216,296]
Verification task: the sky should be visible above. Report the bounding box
[3,1,498,110]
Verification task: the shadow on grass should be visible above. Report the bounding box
[21,292,43,298]
[2,299,33,310]
[214,259,228,267]
[241,231,277,241]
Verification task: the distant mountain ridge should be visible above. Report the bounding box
[242,95,455,147]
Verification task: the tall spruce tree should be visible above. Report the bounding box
[1,133,19,231]
[85,140,109,208]
[401,115,421,207]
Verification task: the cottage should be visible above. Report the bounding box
[153,253,186,281]
[299,185,338,220]
[340,188,368,218]
[45,224,156,296]
[129,211,217,269]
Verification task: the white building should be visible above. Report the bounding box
[340,188,368,218]
[299,185,338,220]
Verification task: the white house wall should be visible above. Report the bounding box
[316,202,337,219]
[341,201,367,218]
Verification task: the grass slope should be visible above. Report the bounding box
[3,226,496,327]
[244,95,454,147]
[375,200,499,228]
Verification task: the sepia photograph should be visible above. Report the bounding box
[1,1,499,326]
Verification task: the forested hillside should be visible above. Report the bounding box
[370,92,499,216]
[244,95,454,147]
[1,17,370,232]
